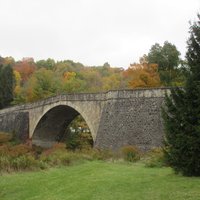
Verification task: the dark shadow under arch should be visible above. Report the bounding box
[32,105,92,148]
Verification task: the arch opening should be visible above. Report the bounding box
[32,105,93,148]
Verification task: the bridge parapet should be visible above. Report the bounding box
[0,87,170,114]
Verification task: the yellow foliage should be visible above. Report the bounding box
[14,70,21,85]
[63,71,76,81]
[13,70,22,96]
[102,74,121,91]
[14,85,21,95]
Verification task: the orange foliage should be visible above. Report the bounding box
[124,63,161,88]
[0,144,33,157]
[63,71,76,80]
[13,59,36,84]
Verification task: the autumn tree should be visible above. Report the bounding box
[3,56,15,65]
[163,14,200,176]
[55,60,84,74]
[61,71,86,93]
[13,70,24,104]
[22,68,61,102]
[13,58,36,84]
[80,68,103,92]
[124,62,161,88]
[102,73,124,91]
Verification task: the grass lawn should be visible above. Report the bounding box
[0,161,200,200]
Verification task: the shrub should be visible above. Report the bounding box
[0,144,10,156]
[40,143,66,158]
[11,155,36,171]
[65,130,93,151]
[79,148,114,161]
[0,144,47,173]
[121,146,140,162]
[0,155,11,172]
[9,144,33,157]
[52,143,66,150]
[40,144,84,166]
[40,151,71,166]
[144,148,165,168]
[92,149,114,160]
[32,145,44,157]
[0,132,12,144]
[0,154,45,173]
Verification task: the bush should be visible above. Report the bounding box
[40,143,84,166]
[121,146,140,162]
[0,132,12,144]
[0,144,46,173]
[40,143,66,158]
[11,155,36,171]
[66,132,93,151]
[0,144,10,156]
[52,143,66,150]
[0,143,33,157]
[40,151,71,166]
[40,146,115,167]
[0,155,11,172]
[0,154,46,173]
[144,148,165,168]
[32,145,44,158]
[9,144,33,157]
[84,148,114,161]
[0,141,143,174]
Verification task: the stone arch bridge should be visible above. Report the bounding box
[0,88,169,151]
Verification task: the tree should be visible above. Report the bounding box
[65,115,93,150]
[123,62,161,88]
[147,41,181,85]
[13,59,36,84]
[22,68,61,102]
[61,71,86,93]
[163,14,200,176]
[0,64,15,108]
[80,69,103,92]
[147,43,163,67]
[36,58,56,70]
[102,73,122,91]
[13,70,24,104]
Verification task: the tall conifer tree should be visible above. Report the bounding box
[163,14,200,176]
[0,64,15,109]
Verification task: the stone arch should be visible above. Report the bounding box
[31,103,94,148]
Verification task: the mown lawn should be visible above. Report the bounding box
[0,161,200,200]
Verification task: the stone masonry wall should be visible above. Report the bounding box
[0,111,29,141]
[95,89,168,151]
[0,88,169,150]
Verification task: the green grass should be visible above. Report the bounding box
[0,161,200,200]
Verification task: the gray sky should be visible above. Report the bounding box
[0,0,199,68]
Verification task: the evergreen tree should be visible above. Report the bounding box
[163,14,200,176]
[0,64,3,108]
[0,64,15,109]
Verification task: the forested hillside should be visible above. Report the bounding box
[0,41,186,108]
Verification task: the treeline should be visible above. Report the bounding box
[0,41,186,108]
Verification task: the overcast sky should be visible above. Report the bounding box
[0,0,199,68]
